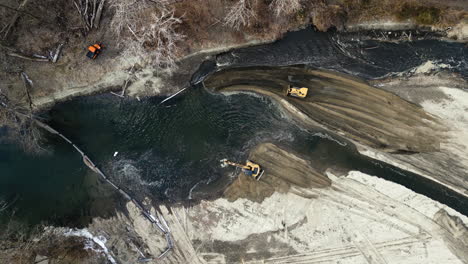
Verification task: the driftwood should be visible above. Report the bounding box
[20,72,34,113]
[120,65,135,96]
[159,87,187,105]
[1,42,47,61]
[120,74,131,96]
[1,42,63,63]
[6,51,49,62]
[110,65,134,98]
[51,43,64,63]
[110,91,124,98]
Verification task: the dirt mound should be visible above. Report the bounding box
[204,66,444,153]
[224,143,330,202]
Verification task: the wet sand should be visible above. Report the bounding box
[224,143,331,202]
[203,66,444,153]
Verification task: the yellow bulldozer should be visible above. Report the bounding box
[220,159,264,181]
[285,85,308,98]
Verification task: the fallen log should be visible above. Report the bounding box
[119,65,135,97]
[51,43,64,63]
[110,91,124,98]
[7,51,49,62]
[20,72,34,112]
[158,87,188,105]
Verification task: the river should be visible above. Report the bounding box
[0,28,466,228]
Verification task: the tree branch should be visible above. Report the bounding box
[0,3,40,20]
[2,0,30,40]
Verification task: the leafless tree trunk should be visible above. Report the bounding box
[224,0,256,30]
[73,0,105,32]
[269,0,302,17]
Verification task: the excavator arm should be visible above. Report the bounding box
[220,159,264,181]
[222,160,251,170]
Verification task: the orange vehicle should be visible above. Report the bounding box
[86,43,103,59]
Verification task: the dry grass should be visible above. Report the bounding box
[340,0,466,27]
[313,4,347,31]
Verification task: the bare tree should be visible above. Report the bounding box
[0,87,44,154]
[224,0,257,30]
[269,0,302,17]
[109,0,185,72]
[73,0,106,32]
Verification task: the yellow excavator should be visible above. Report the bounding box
[220,159,264,181]
[285,85,308,98]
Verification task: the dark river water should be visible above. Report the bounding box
[1,28,467,227]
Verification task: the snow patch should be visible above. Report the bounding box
[64,228,117,264]
[413,60,452,74]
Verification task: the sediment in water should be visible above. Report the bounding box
[203,66,444,153]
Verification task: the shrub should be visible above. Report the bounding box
[398,4,441,25]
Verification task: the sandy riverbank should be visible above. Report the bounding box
[202,66,468,199]
[3,141,466,263]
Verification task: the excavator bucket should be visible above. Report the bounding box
[220,158,229,168]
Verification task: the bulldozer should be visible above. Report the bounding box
[86,43,103,59]
[220,159,264,181]
[285,85,308,98]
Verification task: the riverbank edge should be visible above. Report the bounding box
[30,38,277,111]
[29,19,466,111]
[210,86,468,200]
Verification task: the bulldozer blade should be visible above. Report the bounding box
[256,170,265,181]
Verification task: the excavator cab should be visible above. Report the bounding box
[286,85,308,98]
[220,159,265,181]
[86,43,103,59]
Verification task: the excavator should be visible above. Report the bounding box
[220,159,264,181]
[86,43,103,59]
[285,85,308,98]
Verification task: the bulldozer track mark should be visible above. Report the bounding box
[248,235,431,264]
